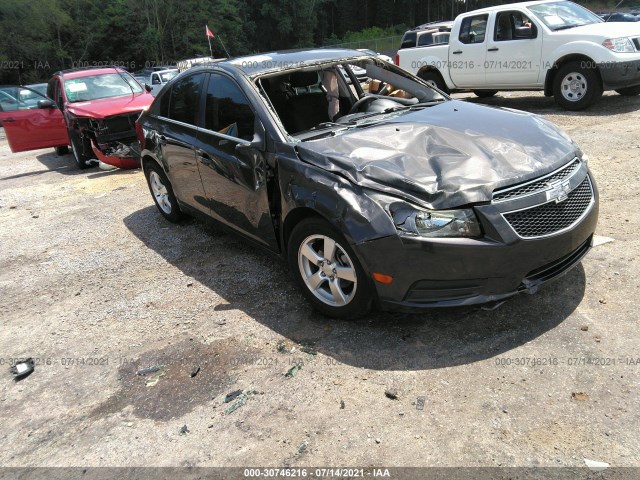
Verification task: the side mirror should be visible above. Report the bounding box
[144,84,152,93]
[514,26,534,39]
[38,99,56,109]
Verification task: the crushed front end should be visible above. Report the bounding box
[70,112,142,169]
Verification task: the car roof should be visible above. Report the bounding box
[55,67,130,80]
[224,48,374,77]
[409,20,453,32]
[465,0,563,15]
[152,69,179,74]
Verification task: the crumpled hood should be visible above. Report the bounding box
[66,92,154,119]
[295,100,579,209]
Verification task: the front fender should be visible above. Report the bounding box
[545,41,617,70]
[276,150,396,246]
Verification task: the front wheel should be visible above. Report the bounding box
[615,85,640,96]
[69,130,92,169]
[553,61,602,111]
[144,161,183,223]
[288,218,373,319]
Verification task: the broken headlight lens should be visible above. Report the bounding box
[369,192,482,238]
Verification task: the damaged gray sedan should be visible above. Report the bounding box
[136,49,598,318]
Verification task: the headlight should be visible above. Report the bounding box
[602,37,635,53]
[369,192,482,238]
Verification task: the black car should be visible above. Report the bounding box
[136,48,598,318]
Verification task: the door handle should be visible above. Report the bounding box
[3,118,15,123]
[196,150,213,166]
[488,47,499,52]
[452,50,463,55]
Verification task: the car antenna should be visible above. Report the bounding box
[605,0,625,22]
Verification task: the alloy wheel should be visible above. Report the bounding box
[297,234,358,307]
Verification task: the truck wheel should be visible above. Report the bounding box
[615,86,640,96]
[473,90,498,98]
[419,71,449,94]
[553,61,602,111]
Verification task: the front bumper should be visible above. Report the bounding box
[599,59,640,90]
[91,143,140,169]
[354,165,599,312]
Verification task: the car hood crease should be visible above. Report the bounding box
[295,101,579,209]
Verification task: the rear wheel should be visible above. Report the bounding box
[473,90,498,98]
[553,61,602,111]
[144,161,183,223]
[615,85,640,96]
[55,146,69,156]
[288,218,373,319]
[418,71,449,94]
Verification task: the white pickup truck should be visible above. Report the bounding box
[396,0,640,110]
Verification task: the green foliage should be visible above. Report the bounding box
[0,0,618,84]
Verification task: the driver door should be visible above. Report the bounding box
[0,86,68,152]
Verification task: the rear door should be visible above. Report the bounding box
[0,86,68,152]
[152,72,209,214]
[192,72,278,250]
[448,13,489,87]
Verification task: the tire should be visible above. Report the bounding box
[419,71,449,94]
[615,85,640,96]
[144,161,183,223]
[288,218,374,319]
[553,61,602,111]
[55,146,69,156]
[69,129,92,169]
[473,90,498,98]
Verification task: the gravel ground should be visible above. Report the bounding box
[0,90,639,474]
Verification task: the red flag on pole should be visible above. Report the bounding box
[205,25,215,39]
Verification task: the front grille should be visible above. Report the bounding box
[493,159,580,201]
[503,177,593,238]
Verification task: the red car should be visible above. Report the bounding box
[0,67,154,169]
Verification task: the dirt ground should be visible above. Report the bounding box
[0,90,639,475]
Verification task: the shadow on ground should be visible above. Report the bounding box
[124,206,586,372]
[462,92,640,116]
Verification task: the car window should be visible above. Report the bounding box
[400,32,417,49]
[495,11,537,41]
[0,86,46,111]
[160,71,178,82]
[417,32,434,46]
[204,73,255,141]
[459,14,488,44]
[167,73,204,126]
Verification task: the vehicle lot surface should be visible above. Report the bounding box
[0,91,639,470]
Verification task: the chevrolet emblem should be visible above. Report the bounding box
[546,180,571,203]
